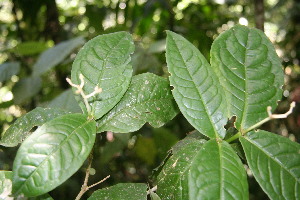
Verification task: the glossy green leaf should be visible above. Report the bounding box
[97,73,178,133]
[157,139,248,199]
[189,140,248,200]
[47,89,81,113]
[10,41,49,56]
[12,113,96,197]
[211,25,284,130]
[71,32,134,119]
[88,183,147,200]
[32,37,85,76]
[240,130,300,200]
[0,171,13,200]
[12,76,42,105]
[166,31,227,138]
[0,62,20,82]
[0,107,68,147]
[157,138,206,199]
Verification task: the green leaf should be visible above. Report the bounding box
[166,31,227,138]
[240,130,300,200]
[97,73,178,133]
[0,171,12,199]
[0,62,20,82]
[47,89,81,113]
[12,76,42,105]
[211,25,284,130]
[12,113,96,197]
[157,138,206,199]
[32,37,85,76]
[150,191,161,200]
[71,32,134,119]
[0,107,68,147]
[157,139,248,199]
[134,135,157,165]
[10,41,49,56]
[88,183,147,200]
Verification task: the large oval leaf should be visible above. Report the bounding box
[71,32,134,119]
[0,107,69,147]
[32,37,85,76]
[166,31,227,138]
[97,73,178,133]
[88,183,147,200]
[12,113,96,197]
[211,25,284,130]
[240,130,300,200]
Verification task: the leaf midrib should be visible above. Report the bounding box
[15,118,91,194]
[169,35,218,138]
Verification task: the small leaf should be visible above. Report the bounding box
[134,136,157,165]
[0,171,13,199]
[12,113,96,197]
[157,139,248,199]
[88,183,147,200]
[240,130,300,200]
[10,41,49,56]
[188,140,248,200]
[47,89,81,113]
[0,107,68,147]
[32,37,85,76]
[166,31,227,138]
[157,138,206,199]
[211,25,284,130]
[97,73,178,133]
[0,62,20,82]
[71,32,134,119]
[12,76,42,104]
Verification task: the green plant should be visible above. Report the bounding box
[1,25,299,200]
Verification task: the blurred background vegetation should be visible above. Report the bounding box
[0,0,299,199]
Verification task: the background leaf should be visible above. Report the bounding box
[12,113,96,197]
[210,25,284,130]
[88,183,147,200]
[32,37,85,76]
[0,171,12,199]
[240,130,300,200]
[166,31,227,138]
[0,62,20,82]
[157,138,206,199]
[10,41,49,56]
[12,76,42,105]
[188,140,248,200]
[71,32,134,119]
[47,89,81,113]
[97,73,178,133]
[0,107,68,147]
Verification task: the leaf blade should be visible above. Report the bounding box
[88,183,147,200]
[97,73,178,133]
[166,31,227,138]
[0,62,20,82]
[71,32,134,119]
[211,25,284,130]
[240,130,300,200]
[12,113,96,197]
[0,107,69,147]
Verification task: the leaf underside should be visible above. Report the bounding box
[0,62,20,82]
[97,73,178,133]
[88,183,147,200]
[211,25,284,130]
[166,31,227,139]
[71,32,135,119]
[240,130,300,200]
[0,107,69,147]
[12,113,96,197]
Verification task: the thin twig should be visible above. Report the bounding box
[147,185,157,195]
[75,154,110,200]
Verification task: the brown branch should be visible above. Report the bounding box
[254,0,265,31]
